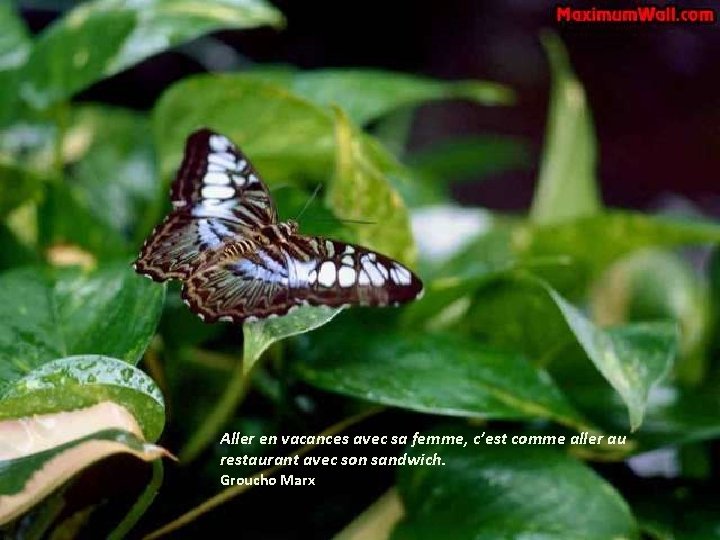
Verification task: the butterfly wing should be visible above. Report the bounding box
[182,235,423,323]
[134,129,277,281]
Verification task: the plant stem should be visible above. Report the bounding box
[178,354,252,462]
[108,460,164,540]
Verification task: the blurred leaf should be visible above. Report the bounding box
[65,106,159,242]
[547,286,677,431]
[409,135,531,183]
[0,357,165,441]
[331,107,415,264]
[0,161,44,216]
[180,305,343,462]
[394,427,638,540]
[515,212,720,291]
[0,263,165,393]
[0,427,169,525]
[296,326,588,430]
[0,224,38,271]
[38,181,130,259]
[530,32,600,224]
[590,250,709,385]
[19,0,284,109]
[246,67,513,125]
[0,3,31,70]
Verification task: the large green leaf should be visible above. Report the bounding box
[0,356,165,441]
[0,264,165,394]
[18,0,284,109]
[0,426,168,525]
[408,135,531,183]
[331,108,416,264]
[394,427,639,540]
[530,32,600,224]
[295,326,587,429]
[153,75,335,185]
[549,288,678,431]
[246,67,513,125]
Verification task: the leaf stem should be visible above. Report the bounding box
[143,406,383,540]
[178,354,253,462]
[108,460,164,540]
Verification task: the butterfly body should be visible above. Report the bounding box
[134,129,423,323]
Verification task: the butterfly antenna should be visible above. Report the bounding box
[295,183,323,222]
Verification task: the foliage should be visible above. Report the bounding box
[0,2,718,538]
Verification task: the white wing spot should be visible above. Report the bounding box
[368,253,377,262]
[343,245,355,254]
[363,262,385,286]
[325,241,335,256]
[219,315,233,322]
[183,299,191,307]
[393,265,412,285]
[377,264,389,279]
[389,268,401,283]
[204,172,231,185]
[317,262,336,287]
[233,175,246,186]
[237,159,247,170]
[358,270,371,286]
[338,266,356,287]
[307,270,317,283]
[342,255,353,266]
[209,134,230,151]
[198,313,205,321]
[201,185,235,199]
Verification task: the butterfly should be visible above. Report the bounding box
[133,129,423,323]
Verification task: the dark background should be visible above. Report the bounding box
[19,0,720,215]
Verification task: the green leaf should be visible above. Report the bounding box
[246,67,513,125]
[0,3,31,70]
[0,161,44,217]
[154,75,335,185]
[408,135,531,183]
[331,107,416,264]
[0,264,165,394]
[0,356,165,441]
[515,212,720,290]
[243,306,344,376]
[0,427,169,525]
[179,305,343,462]
[590,249,710,384]
[19,0,284,109]
[295,326,587,430]
[36,106,160,258]
[530,32,601,224]
[394,427,639,540]
[548,286,678,431]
